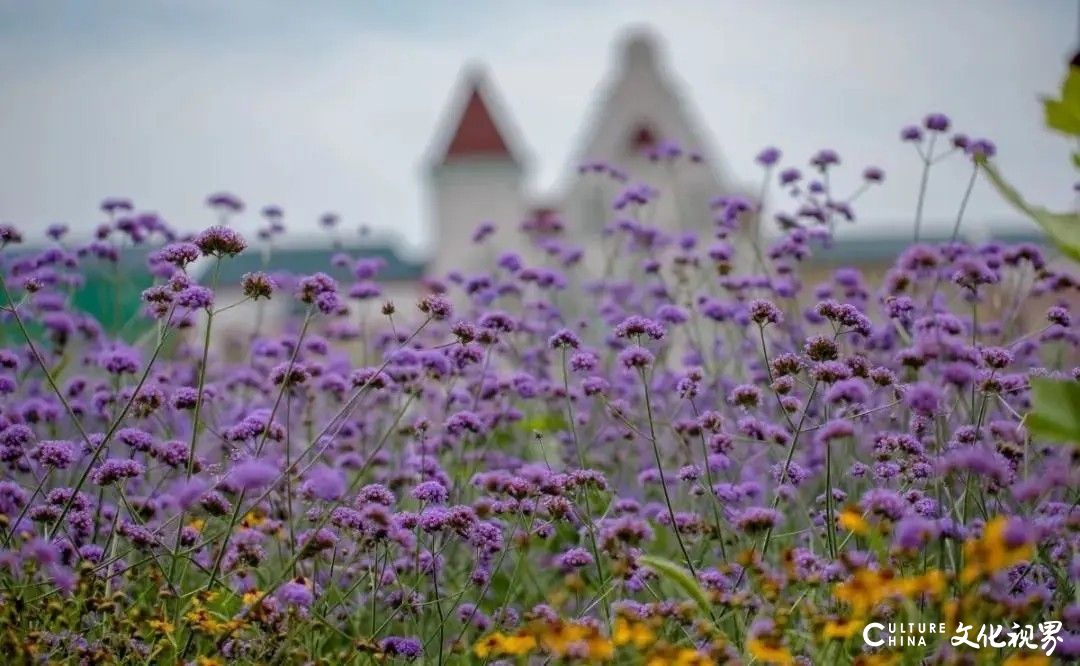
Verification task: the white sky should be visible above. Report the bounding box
[0,0,1076,259]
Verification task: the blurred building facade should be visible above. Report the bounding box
[425,30,740,278]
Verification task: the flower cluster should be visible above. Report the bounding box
[0,114,1077,665]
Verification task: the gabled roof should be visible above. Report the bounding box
[429,68,525,168]
[559,29,739,190]
[444,87,512,159]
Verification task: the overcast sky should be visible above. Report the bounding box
[0,1,1076,258]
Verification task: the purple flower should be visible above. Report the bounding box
[862,166,885,183]
[810,149,840,170]
[36,440,76,469]
[825,378,870,405]
[901,125,923,142]
[194,225,246,256]
[241,272,275,300]
[231,458,278,492]
[101,197,134,214]
[966,138,996,159]
[417,294,452,320]
[1047,305,1070,327]
[733,507,782,533]
[206,192,244,212]
[152,242,201,268]
[379,636,422,661]
[613,315,666,341]
[446,411,485,436]
[923,113,950,132]
[749,299,783,326]
[860,488,907,521]
[893,515,940,551]
[905,382,942,416]
[176,285,214,310]
[554,547,595,572]
[98,346,139,375]
[411,481,449,504]
[728,384,762,409]
[618,346,654,370]
[549,328,582,350]
[270,362,309,387]
[278,579,314,607]
[756,146,782,167]
[91,458,144,485]
[303,466,345,502]
[297,272,337,304]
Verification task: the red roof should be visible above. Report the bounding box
[442,86,514,162]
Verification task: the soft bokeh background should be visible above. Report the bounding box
[0,0,1076,258]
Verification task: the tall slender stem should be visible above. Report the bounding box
[913,134,937,243]
[638,366,697,579]
[561,349,610,624]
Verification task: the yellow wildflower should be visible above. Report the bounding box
[894,569,946,598]
[838,507,869,535]
[187,518,205,533]
[147,619,174,635]
[821,617,861,640]
[241,589,263,606]
[674,647,712,665]
[747,637,794,665]
[833,568,895,616]
[613,617,655,649]
[833,567,946,616]
[961,516,1034,583]
[240,510,265,529]
[195,658,223,666]
[473,631,537,659]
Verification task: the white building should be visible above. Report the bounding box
[424,29,742,279]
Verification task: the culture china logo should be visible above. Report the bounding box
[861,621,1064,656]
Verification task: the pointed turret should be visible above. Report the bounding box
[425,68,528,278]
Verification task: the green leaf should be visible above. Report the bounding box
[519,412,567,434]
[1027,377,1080,446]
[1044,98,1080,135]
[978,159,1080,262]
[1063,66,1080,103]
[1072,151,1080,170]
[1043,67,1080,137]
[637,554,713,619]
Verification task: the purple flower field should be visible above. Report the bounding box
[0,113,1078,665]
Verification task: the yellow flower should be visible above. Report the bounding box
[147,619,174,635]
[195,658,223,666]
[241,589,263,606]
[473,633,502,659]
[894,570,946,598]
[747,637,794,665]
[833,567,946,616]
[821,617,860,640]
[506,633,538,656]
[240,510,265,529]
[187,518,205,533]
[613,617,655,648]
[586,635,615,661]
[961,516,1033,583]
[473,631,537,658]
[674,647,712,665]
[833,568,894,616]
[838,507,869,535]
